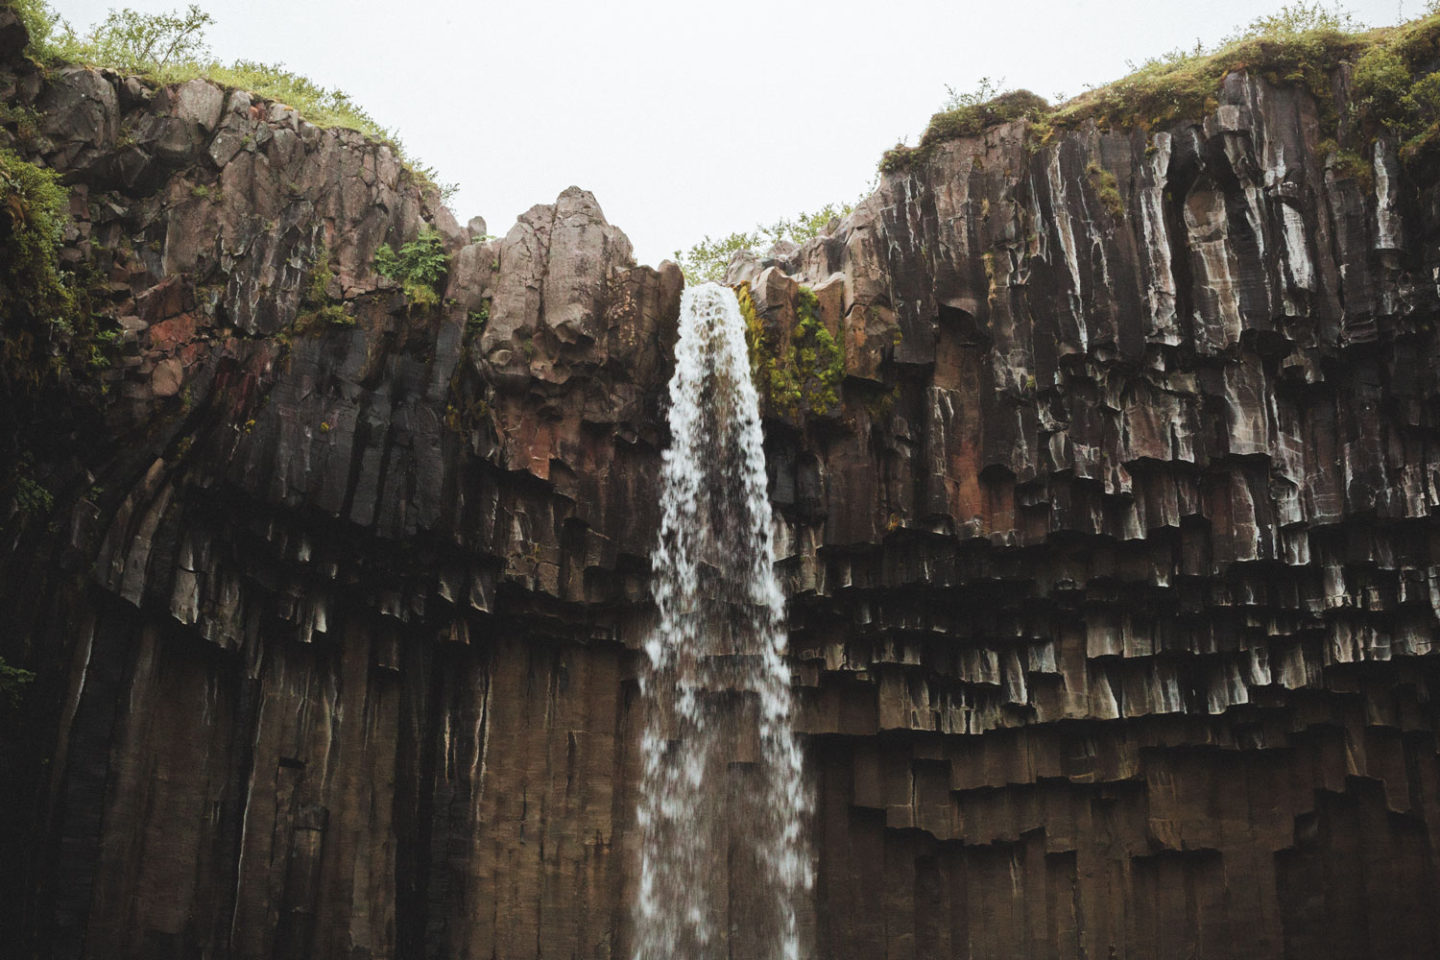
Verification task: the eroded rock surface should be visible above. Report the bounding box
[4,10,1440,958]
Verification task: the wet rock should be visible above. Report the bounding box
[6,35,1440,960]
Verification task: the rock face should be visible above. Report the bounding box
[5,10,1440,958]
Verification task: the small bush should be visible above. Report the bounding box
[49,3,214,74]
[1349,22,1440,160]
[1353,47,1412,121]
[673,203,853,285]
[374,228,448,308]
[927,84,1050,141]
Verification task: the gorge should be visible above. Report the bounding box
[6,3,1440,958]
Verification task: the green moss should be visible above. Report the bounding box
[17,0,455,199]
[444,396,491,435]
[883,7,1440,174]
[735,282,845,418]
[1086,161,1125,218]
[294,242,354,330]
[882,87,1049,172]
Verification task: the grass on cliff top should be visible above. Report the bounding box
[9,0,454,198]
[881,2,1440,171]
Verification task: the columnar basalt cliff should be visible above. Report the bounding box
[5,6,1440,958]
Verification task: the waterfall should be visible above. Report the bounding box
[633,283,811,960]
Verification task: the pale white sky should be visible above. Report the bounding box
[51,0,1416,265]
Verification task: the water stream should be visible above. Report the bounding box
[632,283,811,960]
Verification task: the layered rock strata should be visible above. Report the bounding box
[4,11,1440,958]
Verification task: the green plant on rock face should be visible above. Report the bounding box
[1350,27,1440,160]
[0,148,79,385]
[467,301,490,333]
[295,242,353,329]
[9,453,55,518]
[0,658,36,711]
[736,282,845,418]
[0,102,41,143]
[374,227,448,308]
[883,2,1392,173]
[792,286,844,414]
[1317,138,1374,187]
[1085,161,1125,218]
[882,83,1049,171]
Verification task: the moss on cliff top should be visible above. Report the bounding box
[882,5,1440,172]
[10,0,454,199]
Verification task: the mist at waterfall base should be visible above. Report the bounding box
[632,285,812,959]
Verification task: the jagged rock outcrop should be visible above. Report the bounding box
[5,7,1440,958]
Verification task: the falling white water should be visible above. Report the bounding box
[633,283,811,960]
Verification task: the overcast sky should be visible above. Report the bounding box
[52,0,1416,265]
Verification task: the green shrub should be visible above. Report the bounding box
[673,203,852,284]
[374,227,448,308]
[0,146,76,336]
[467,301,490,332]
[883,83,1050,170]
[1353,46,1412,122]
[1349,22,1440,159]
[47,3,214,74]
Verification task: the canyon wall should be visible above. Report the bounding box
[5,8,1440,958]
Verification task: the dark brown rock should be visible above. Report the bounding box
[5,33,1440,960]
